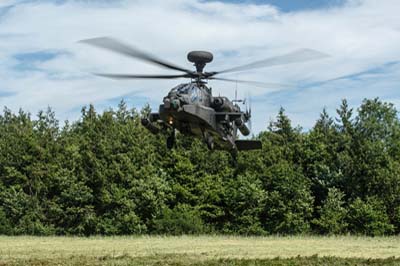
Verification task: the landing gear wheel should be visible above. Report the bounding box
[202,131,214,150]
[230,150,238,166]
[206,136,214,150]
[166,130,175,149]
[167,136,174,149]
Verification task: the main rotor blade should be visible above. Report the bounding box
[80,37,194,75]
[94,73,189,80]
[212,49,329,75]
[209,77,291,89]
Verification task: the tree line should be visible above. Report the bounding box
[0,98,399,236]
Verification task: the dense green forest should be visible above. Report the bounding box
[0,98,399,236]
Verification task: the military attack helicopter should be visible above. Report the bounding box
[81,37,327,156]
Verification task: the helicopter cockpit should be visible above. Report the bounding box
[169,83,205,104]
[171,83,189,94]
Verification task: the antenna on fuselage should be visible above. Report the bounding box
[233,77,238,103]
[232,78,245,105]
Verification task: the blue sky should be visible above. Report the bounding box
[0,0,399,133]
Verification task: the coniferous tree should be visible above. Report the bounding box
[0,98,399,235]
[313,188,348,234]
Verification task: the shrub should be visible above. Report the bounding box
[393,205,400,234]
[152,204,207,235]
[313,188,348,235]
[347,197,394,236]
[0,207,12,235]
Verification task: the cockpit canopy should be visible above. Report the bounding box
[171,83,193,94]
[169,83,210,104]
[172,83,210,94]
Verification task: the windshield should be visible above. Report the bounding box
[172,84,190,94]
[178,85,190,94]
[171,83,203,102]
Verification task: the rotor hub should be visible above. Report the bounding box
[187,51,213,73]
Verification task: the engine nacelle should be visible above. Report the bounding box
[211,97,237,112]
[235,118,250,136]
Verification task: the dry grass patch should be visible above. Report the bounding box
[0,235,399,265]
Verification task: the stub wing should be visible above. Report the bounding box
[235,140,262,151]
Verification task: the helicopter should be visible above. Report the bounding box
[80,37,328,156]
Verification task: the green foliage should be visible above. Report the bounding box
[222,173,266,235]
[0,207,12,234]
[393,205,400,233]
[153,204,207,235]
[0,98,399,235]
[347,197,394,236]
[312,188,347,235]
[261,162,313,234]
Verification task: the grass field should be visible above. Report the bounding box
[0,235,399,265]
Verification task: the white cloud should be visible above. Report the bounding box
[0,0,399,131]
